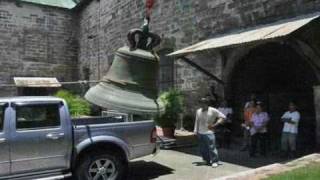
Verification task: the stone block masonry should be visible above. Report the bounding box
[77,0,320,91]
[1,0,320,99]
[0,0,78,96]
[77,0,320,107]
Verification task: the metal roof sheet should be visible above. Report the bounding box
[21,0,78,9]
[14,77,61,87]
[169,13,320,57]
[0,96,63,103]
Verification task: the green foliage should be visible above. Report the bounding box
[54,90,91,118]
[265,162,320,180]
[155,89,184,128]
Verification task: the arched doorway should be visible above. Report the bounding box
[229,42,318,153]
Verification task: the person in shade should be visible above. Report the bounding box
[244,94,258,109]
[193,95,226,168]
[249,102,269,157]
[240,100,257,151]
[281,102,300,158]
[217,100,233,148]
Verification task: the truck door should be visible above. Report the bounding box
[0,103,9,176]
[10,102,71,174]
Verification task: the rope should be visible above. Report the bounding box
[146,0,155,18]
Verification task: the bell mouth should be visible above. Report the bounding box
[85,82,164,115]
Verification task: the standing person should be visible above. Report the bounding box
[240,101,256,151]
[218,100,233,123]
[244,94,257,109]
[217,100,233,148]
[194,95,226,168]
[281,102,300,158]
[249,103,270,157]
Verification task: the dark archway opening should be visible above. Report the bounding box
[230,42,318,154]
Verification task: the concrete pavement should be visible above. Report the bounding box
[66,146,289,180]
[128,147,251,180]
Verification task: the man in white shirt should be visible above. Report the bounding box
[281,102,300,158]
[194,96,226,168]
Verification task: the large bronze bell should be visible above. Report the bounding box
[85,21,164,115]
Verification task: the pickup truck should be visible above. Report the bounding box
[0,96,159,180]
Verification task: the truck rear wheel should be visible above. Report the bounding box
[76,151,127,180]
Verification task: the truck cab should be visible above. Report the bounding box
[0,97,73,179]
[0,97,158,180]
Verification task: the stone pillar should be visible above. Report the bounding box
[176,113,185,130]
[313,86,320,146]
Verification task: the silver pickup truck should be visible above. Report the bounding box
[0,96,159,180]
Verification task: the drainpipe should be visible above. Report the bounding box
[97,0,101,80]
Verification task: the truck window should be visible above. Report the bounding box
[16,104,60,130]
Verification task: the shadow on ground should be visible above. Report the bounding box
[66,161,173,180]
[127,160,174,180]
[171,134,307,169]
[173,145,290,169]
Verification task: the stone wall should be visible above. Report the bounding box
[0,0,78,96]
[77,0,320,92]
[314,86,320,145]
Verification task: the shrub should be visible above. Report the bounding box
[155,89,184,128]
[54,90,91,118]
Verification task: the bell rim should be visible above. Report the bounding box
[85,83,164,115]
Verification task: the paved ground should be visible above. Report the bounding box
[216,153,320,180]
[66,130,310,180]
[67,145,290,180]
[124,130,295,179]
[128,147,249,180]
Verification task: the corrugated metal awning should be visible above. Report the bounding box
[21,0,78,9]
[14,77,61,87]
[169,13,320,57]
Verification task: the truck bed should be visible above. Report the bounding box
[72,117,156,160]
[72,116,126,126]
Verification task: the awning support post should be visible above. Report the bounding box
[180,56,224,85]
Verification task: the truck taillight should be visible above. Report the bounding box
[150,127,157,143]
